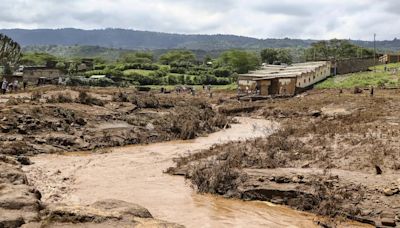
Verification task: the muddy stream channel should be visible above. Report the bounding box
[24,118,365,228]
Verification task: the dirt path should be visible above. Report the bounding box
[23,118,358,227]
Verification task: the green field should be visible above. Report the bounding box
[316,63,400,89]
[123,69,155,76]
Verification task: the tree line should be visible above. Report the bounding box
[1,34,377,86]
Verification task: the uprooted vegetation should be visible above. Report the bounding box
[170,89,400,227]
[0,87,230,155]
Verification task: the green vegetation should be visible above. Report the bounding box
[316,63,400,89]
[72,49,248,86]
[305,39,374,61]
[216,50,260,74]
[261,48,293,64]
[14,38,384,88]
[0,34,21,74]
[20,52,62,66]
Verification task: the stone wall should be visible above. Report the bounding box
[335,58,376,75]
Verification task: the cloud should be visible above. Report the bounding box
[0,0,398,40]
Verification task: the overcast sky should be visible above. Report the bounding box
[1,0,399,40]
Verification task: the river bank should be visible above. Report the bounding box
[171,89,400,227]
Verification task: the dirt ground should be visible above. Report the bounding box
[0,86,230,156]
[170,88,400,227]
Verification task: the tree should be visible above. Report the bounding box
[261,48,293,65]
[159,50,196,65]
[0,34,21,74]
[217,50,260,74]
[305,39,374,61]
[276,49,293,65]
[261,48,278,64]
[20,52,57,66]
[119,52,153,63]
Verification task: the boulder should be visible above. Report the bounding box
[91,199,153,219]
[41,199,184,227]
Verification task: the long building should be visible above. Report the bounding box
[238,61,332,97]
[379,54,400,64]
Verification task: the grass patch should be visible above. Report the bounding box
[316,71,399,89]
[123,69,155,76]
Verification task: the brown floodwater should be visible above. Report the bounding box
[24,118,368,228]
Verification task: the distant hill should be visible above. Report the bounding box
[0,28,317,50]
[3,28,400,56]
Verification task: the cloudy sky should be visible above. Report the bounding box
[0,0,399,40]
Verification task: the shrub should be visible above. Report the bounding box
[76,91,105,106]
[47,93,74,103]
[190,160,245,195]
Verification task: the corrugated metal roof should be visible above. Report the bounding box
[239,61,329,80]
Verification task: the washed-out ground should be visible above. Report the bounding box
[0,86,231,227]
[2,86,396,227]
[171,88,400,227]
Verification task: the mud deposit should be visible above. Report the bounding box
[175,89,400,227]
[20,117,340,228]
[0,88,229,155]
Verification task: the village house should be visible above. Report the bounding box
[238,61,332,97]
[20,66,64,83]
[379,54,400,64]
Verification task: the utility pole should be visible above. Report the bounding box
[374,33,377,72]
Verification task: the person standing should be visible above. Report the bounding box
[1,79,8,94]
[13,80,18,92]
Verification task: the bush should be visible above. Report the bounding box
[47,93,74,103]
[213,67,232,77]
[190,160,245,195]
[76,91,105,106]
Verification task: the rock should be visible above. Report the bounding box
[17,125,28,135]
[91,199,153,219]
[381,218,397,227]
[309,110,321,117]
[376,165,383,175]
[0,163,28,185]
[43,204,121,224]
[274,176,290,184]
[0,210,25,228]
[75,118,87,126]
[146,123,155,131]
[41,199,183,227]
[383,188,399,196]
[0,125,12,133]
[17,156,32,166]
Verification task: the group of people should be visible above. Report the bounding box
[1,79,27,94]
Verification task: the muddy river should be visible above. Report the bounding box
[24,118,364,228]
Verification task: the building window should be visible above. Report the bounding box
[309,78,311,82]
[304,79,306,83]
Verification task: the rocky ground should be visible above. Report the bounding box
[169,88,400,227]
